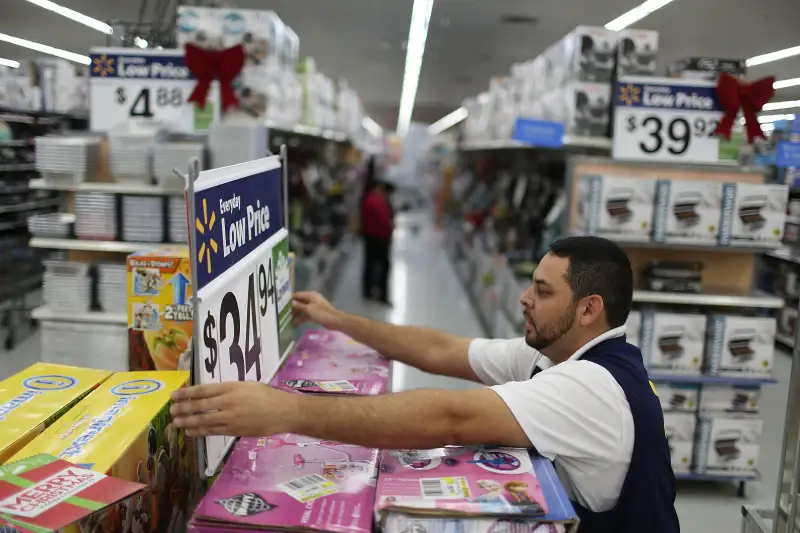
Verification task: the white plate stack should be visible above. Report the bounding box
[27,212,75,237]
[168,197,188,243]
[122,195,163,242]
[153,138,206,189]
[75,192,117,239]
[42,260,90,311]
[35,134,103,184]
[98,263,127,314]
[108,121,164,183]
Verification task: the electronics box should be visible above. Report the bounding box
[694,413,762,476]
[664,412,696,474]
[719,183,789,247]
[128,246,194,372]
[705,315,776,378]
[615,29,659,77]
[655,383,699,412]
[641,312,707,375]
[653,180,723,245]
[11,371,197,533]
[562,26,618,83]
[563,82,612,138]
[699,385,761,413]
[0,363,110,464]
[667,57,747,81]
[626,310,641,347]
[578,175,655,242]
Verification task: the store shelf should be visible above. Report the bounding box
[674,471,759,482]
[461,136,612,151]
[633,289,783,309]
[648,374,777,386]
[32,306,127,325]
[604,238,782,254]
[266,121,350,143]
[29,237,156,253]
[29,178,184,196]
[0,163,35,172]
[777,333,795,349]
[765,248,800,265]
[0,198,61,214]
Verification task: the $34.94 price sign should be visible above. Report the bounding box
[612,77,724,164]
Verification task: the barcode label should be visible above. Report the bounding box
[419,477,470,499]
[277,474,340,502]
[319,380,358,392]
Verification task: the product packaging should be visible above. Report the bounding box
[191,434,379,533]
[11,371,197,533]
[663,412,697,474]
[719,183,788,247]
[271,330,390,395]
[562,26,618,83]
[615,29,659,77]
[641,312,707,375]
[381,515,570,533]
[655,383,699,412]
[694,413,762,476]
[653,180,723,245]
[0,363,110,464]
[705,315,776,378]
[128,245,194,372]
[0,454,146,533]
[667,57,747,81]
[563,82,611,137]
[698,385,761,413]
[578,175,655,242]
[625,310,641,347]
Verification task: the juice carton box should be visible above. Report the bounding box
[271,330,390,395]
[0,454,145,533]
[0,363,111,464]
[11,371,199,533]
[192,434,379,533]
[128,246,194,371]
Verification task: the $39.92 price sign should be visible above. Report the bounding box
[612,77,724,164]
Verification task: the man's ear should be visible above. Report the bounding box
[578,294,605,327]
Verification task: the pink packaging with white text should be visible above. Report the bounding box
[192,434,379,533]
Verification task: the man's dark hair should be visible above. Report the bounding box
[548,236,633,328]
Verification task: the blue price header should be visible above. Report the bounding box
[614,79,722,112]
[512,118,564,148]
[90,50,193,80]
[193,166,284,290]
[777,142,800,169]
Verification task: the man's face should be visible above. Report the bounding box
[520,253,577,351]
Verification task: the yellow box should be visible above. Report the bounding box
[128,246,194,371]
[12,371,199,533]
[0,363,110,464]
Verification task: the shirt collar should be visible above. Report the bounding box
[568,325,627,362]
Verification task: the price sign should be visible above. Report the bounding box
[190,156,292,475]
[89,47,219,133]
[612,76,724,164]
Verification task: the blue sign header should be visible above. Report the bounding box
[777,141,800,169]
[512,118,564,148]
[614,80,722,112]
[90,51,193,80]
[193,166,284,290]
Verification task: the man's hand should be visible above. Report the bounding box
[293,291,345,329]
[170,382,296,438]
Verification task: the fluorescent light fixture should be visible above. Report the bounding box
[762,100,800,112]
[605,0,675,32]
[25,0,112,35]
[739,113,796,125]
[362,117,383,137]
[0,58,20,68]
[747,45,800,67]
[396,0,435,136]
[775,77,800,90]
[0,32,90,65]
[761,123,775,132]
[134,37,149,49]
[428,107,468,135]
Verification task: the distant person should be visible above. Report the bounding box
[361,180,394,305]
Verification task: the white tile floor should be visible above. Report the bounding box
[0,210,791,532]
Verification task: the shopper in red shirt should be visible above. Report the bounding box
[361,181,393,304]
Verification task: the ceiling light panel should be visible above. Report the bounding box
[605,0,676,32]
[0,58,20,68]
[0,32,90,65]
[762,100,800,112]
[747,45,800,67]
[24,0,112,34]
[396,0,435,137]
[428,107,468,136]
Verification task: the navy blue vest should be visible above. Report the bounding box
[536,335,680,533]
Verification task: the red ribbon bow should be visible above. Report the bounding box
[714,73,776,144]
[184,43,245,112]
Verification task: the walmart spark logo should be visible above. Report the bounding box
[619,83,641,106]
[195,198,219,274]
[92,54,115,77]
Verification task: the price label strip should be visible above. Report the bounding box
[188,156,293,476]
[612,76,724,165]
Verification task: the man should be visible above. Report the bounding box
[171,236,679,533]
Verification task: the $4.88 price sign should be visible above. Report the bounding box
[116,86,184,119]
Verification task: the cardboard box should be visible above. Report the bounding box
[616,29,659,77]
[699,385,761,413]
[664,412,696,474]
[641,312,707,375]
[563,81,611,137]
[705,315,776,378]
[11,371,198,533]
[667,57,747,81]
[578,175,655,242]
[0,454,145,533]
[653,180,723,245]
[655,383,699,412]
[562,26,618,83]
[128,246,194,371]
[625,310,641,347]
[694,413,762,476]
[719,183,788,247]
[0,363,110,464]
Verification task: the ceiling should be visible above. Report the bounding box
[2,0,800,129]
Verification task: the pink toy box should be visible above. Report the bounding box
[192,434,380,533]
[270,330,390,395]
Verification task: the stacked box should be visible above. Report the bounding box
[705,315,776,378]
[719,183,788,247]
[653,180,723,245]
[664,412,696,474]
[578,175,655,242]
[641,312,707,375]
[694,413,762,476]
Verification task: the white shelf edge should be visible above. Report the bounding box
[29,237,166,253]
[766,248,800,265]
[32,306,127,325]
[29,178,184,196]
[461,136,612,151]
[632,290,784,309]
[265,121,351,143]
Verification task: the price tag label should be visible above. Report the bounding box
[89,47,219,132]
[612,76,724,164]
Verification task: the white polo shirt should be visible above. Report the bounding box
[468,326,634,513]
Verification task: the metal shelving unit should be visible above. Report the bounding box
[29,237,151,253]
[31,306,126,325]
[29,178,184,196]
[632,289,783,309]
[460,135,613,152]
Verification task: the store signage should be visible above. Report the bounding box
[190,156,292,476]
[89,47,219,133]
[776,142,800,168]
[612,76,724,164]
[511,118,564,148]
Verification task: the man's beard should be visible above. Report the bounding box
[525,302,577,351]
